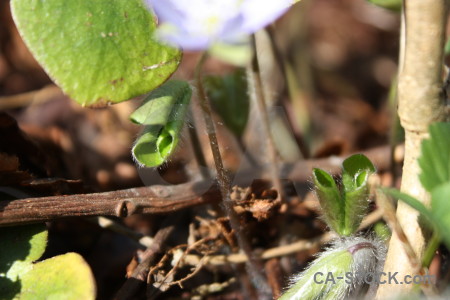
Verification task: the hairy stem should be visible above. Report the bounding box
[194,52,272,299]
[376,1,448,297]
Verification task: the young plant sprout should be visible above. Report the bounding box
[280,154,387,300]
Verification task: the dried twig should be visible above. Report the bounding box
[0,145,394,226]
[0,180,219,226]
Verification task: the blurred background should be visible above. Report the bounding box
[0,0,402,298]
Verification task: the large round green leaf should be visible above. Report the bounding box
[11,0,181,107]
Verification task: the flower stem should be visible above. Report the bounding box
[194,52,272,299]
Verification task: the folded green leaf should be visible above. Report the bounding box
[12,0,181,107]
[131,80,192,167]
[342,154,375,235]
[418,122,450,192]
[313,154,375,236]
[203,69,249,137]
[313,168,344,234]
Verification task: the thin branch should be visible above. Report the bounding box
[0,145,394,227]
[0,180,219,226]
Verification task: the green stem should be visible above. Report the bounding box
[194,52,272,299]
[422,232,440,268]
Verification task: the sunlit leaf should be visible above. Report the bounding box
[131,80,192,167]
[0,224,47,299]
[0,225,96,299]
[20,253,96,300]
[11,0,181,107]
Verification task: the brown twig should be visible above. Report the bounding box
[0,145,395,227]
[0,180,219,226]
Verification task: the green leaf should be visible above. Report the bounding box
[203,69,249,137]
[131,80,192,167]
[0,224,47,299]
[11,0,181,107]
[418,123,450,192]
[312,168,344,234]
[0,225,96,299]
[431,183,450,249]
[366,0,401,12]
[20,253,95,300]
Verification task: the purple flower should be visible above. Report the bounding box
[146,0,293,50]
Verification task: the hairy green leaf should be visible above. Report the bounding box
[418,123,450,192]
[131,80,192,167]
[341,154,376,235]
[312,168,344,234]
[11,0,181,107]
[20,253,95,300]
[203,69,249,137]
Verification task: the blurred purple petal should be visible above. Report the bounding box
[146,0,293,50]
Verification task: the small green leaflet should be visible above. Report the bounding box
[131,80,192,167]
[11,0,181,107]
[313,154,376,236]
